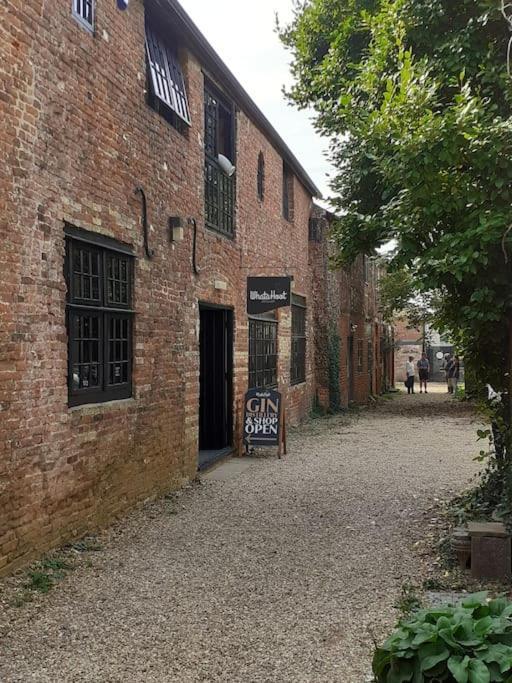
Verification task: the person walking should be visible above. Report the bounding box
[417,352,430,393]
[406,356,416,394]
[448,356,460,395]
[444,354,453,393]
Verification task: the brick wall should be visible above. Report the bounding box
[309,207,393,410]
[0,0,317,575]
[0,0,392,575]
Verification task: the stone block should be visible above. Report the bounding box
[469,522,511,581]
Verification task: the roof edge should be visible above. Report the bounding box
[151,0,322,199]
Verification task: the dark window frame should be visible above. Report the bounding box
[248,314,278,390]
[283,162,294,222]
[257,152,265,202]
[204,82,236,238]
[65,226,134,407]
[357,339,364,373]
[291,295,306,385]
[145,20,191,130]
[72,0,94,32]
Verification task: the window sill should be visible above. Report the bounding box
[204,222,236,241]
[68,397,136,414]
[290,380,306,387]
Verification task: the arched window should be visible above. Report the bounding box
[257,152,265,201]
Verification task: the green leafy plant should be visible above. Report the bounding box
[24,570,53,594]
[373,592,512,682]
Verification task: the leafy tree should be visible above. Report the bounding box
[280,0,512,515]
[280,0,512,414]
[378,267,438,350]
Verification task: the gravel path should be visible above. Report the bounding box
[0,388,478,682]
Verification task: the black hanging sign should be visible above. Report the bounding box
[243,388,282,447]
[247,277,291,315]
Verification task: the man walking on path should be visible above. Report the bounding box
[417,352,430,393]
[444,354,453,393]
[448,356,460,395]
[406,356,416,394]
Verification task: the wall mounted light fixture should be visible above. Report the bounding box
[169,216,186,243]
[168,216,200,276]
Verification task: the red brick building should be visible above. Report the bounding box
[0,0,393,574]
[309,207,394,411]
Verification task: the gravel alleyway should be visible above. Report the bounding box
[0,389,478,682]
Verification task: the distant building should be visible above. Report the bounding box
[394,319,456,382]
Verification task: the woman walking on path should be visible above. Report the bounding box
[417,352,430,393]
[406,356,416,394]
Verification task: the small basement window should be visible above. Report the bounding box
[145,21,191,128]
[72,0,94,32]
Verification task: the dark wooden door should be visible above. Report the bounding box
[347,335,355,402]
[199,307,233,455]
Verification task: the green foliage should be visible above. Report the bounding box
[373,593,512,682]
[328,323,342,411]
[279,0,512,397]
[25,571,53,594]
[280,0,512,516]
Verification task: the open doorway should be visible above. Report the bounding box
[198,306,233,470]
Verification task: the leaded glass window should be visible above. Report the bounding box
[249,317,278,389]
[65,226,134,406]
[291,295,306,385]
[204,85,235,237]
[257,152,265,201]
[145,22,191,127]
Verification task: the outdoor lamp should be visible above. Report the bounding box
[218,154,236,177]
[169,216,186,243]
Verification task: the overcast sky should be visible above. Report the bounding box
[179,0,334,201]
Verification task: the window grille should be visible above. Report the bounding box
[357,339,364,373]
[72,0,94,31]
[204,86,235,236]
[65,227,134,406]
[283,163,294,222]
[309,217,321,242]
[249,317,278,389]
[257,152,265,201]
[145,23,191,126]
[291,295,306,385]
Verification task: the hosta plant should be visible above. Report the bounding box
[373,593,512,682]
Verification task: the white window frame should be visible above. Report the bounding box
[72,0,95,33]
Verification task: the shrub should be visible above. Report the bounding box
[373,592,512,682]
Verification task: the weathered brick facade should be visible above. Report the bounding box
[309,207,394,411]
[0,0,392,574]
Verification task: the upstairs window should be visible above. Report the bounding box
[291,295,306,385]
[283,162,294,222]
[65,226,134,407]
[204,84,235,237]
[73,0,94,32]
[145,22,191,129]
[257,152,265,201]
